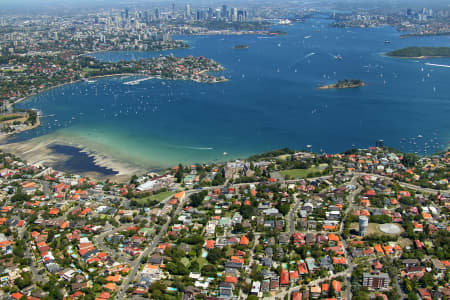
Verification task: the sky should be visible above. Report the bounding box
[0,0,449,11]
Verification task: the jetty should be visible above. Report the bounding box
[123,77,154,85]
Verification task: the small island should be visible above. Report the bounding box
[268,30,288,36]
[319,79,365,89]
[233,44,249,49]
[386,47,450,58]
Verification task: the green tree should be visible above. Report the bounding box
[175,164,184,183]
[402,153,418,168]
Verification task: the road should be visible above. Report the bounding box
[116,190,193,299]
[114,172,439,299]
[38,179,50,197]
[288,193,302,235]
[25,242,46,284]
[341,176,362,300]
[95,225,132,262]
[354,172,449,196]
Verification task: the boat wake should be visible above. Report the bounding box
[425,63,450,68]
[183,146,214,150]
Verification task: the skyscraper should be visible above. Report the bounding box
[231,8,238,22]
[222,5,228,18]
[238,10,244,22]
[185,4,191,19]
[125,8,129,19]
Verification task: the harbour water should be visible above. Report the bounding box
[9,16,450,170]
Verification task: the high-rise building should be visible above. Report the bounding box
[125,8,129,19]
[359,216,368,236]
[155,8,160,20]
[238,10,244,22]
[185,4,191,19]
[231,8,238,21]
[222,5,228,18]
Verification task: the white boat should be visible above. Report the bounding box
[278,19,292,25]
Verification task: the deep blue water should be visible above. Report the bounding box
[9,17,450,169]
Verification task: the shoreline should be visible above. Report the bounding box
[9,68,228,109]
[8,73,144,109]
[400,32,450,38]
[0,137,146,183]
[1,64,228,181]
[385,54,450,59]
[0,114,41,142]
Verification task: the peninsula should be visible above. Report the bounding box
[0,54,228,116]
[0,110,40,138]
[386,47,450,58]
[319,79,365,89]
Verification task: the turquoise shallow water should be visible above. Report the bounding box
[10,17,450,169]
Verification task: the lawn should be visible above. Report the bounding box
[136,191,174,206]
[277,154,291,161]
[280,167,319,178]
[180,257,190,267]
[82,67,99,72]
[349,222,404,236]
[196,257,208,269]
[0,114,23,122]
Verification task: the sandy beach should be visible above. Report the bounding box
[0,137,145,183]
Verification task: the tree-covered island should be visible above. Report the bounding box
[386,47,450,58]
[319,79,365,89]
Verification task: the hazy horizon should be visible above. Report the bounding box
[1,0,449,11]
